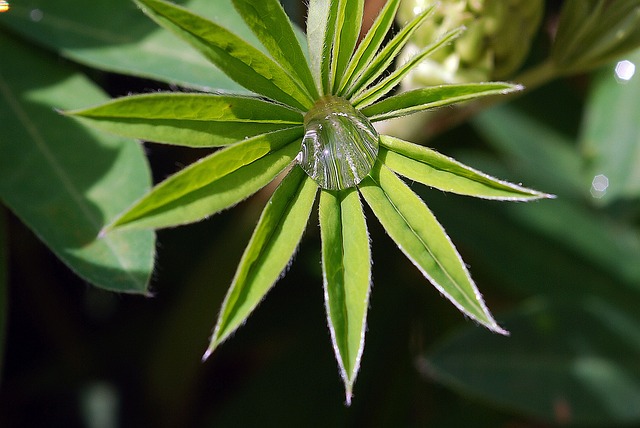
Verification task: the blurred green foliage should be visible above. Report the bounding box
[1,0,640,426]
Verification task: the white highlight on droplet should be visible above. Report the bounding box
[614,60,636,82]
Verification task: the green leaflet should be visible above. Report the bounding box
[134,0,313,110]
[337,0,401,96]
[0,31,154,293]
[330,0,364,93]
[205,167,318,355]
[319,188,371,405]
[232,0,318,99]
[307,0,339,94]
[342,4,435,99]
[379,135,549,200]
[362,83,522,122]
[359,162,506,334]
[107,128,303,231]
[352,28,464,108]
[67,93,302,147]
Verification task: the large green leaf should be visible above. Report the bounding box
[0,210,6,381]
[232,0,317,100]
[204,167,317,356]
[108,128,303,231]
[379,135,549,200]
[0,0,250,91]
[426,297,640,425]
[580,49,640,203]
[361,83,521,122]
[68,93,302,147]
[0,32,154,293]
[319,188,371,405]
[134,0,313,110]
[359,162,505,334]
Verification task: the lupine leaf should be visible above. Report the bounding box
[319,188,371,405]
[307,0,339,94]
[379,136,549,200]
[352,28,463,108]
[134,0,313,110]
[362,83,522,122]
[67,93,302,147]
[337,0,401,96]
[232,0,318,99]
[107,128,303,231]
[330,0,364,93]
[205,167,318,355]
[0,31,154,293]
[343,4,435,99]
[359,162,505,334]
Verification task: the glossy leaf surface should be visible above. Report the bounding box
[320,188,371,404]
[205,167,317,355]
[68,93,302,147]
[0,32,154,293]
[108,128,303,231]
[360,163,505,334]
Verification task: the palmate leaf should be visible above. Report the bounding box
[134,0,313,110]
[379,136,550,200]
[361,83,522,122]
[67,93,303,147]
[319,188,371,405]
[106,128,303,231]
[359,162,506,334]
[232,0,318,99]
[337,0,401,96]
[204,167,318,357]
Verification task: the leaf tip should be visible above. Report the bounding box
[201,346,214,362]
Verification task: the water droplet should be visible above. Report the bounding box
[298,96,379,190]
[615,60,636,82]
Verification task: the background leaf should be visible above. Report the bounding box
[0,0,252,91]
[425,297,640,425]
[69,93,302,147]
[0,31,155,293]
[359,163,505,334]
[206,167,317,355]
[580,49,640,203]
[319,188,371,404]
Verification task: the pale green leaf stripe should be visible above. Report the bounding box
[379,136,549,200]
[307,0,337,94]
[359,163,506,334]
[343,4,435,99]
[337,0,401,96]
[135,0,313,111]
[205,167,318,355]
[330,0,364,93]
[320,189,371,405]
[67,93,303,147]
[352,28,463,108]
[108,128,303,230]
[361,83,522,122]
[232,0,318,99]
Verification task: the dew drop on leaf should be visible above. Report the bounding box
[298,96,379,190]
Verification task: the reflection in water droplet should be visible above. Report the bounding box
[614,60,635,82]
[30,8,43,22]
[590,174,609,199]
[298,96,379,190]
